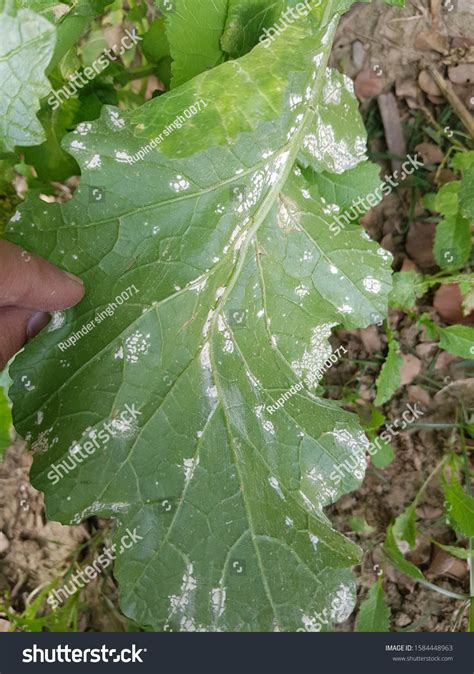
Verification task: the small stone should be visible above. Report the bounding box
[395,78,420,108]
[434,284,474,325]
[406,221,436,272]
[428,549,468,580]
[380,233,396,254]
[401,257,419,273]
[448,64,474,86]
[414,30,449,54]
[355,68,384,100]
[358,325,383,354]
[415,142,444,165]
[400,354,422,386]
[407,385,431,408]
[415,343,437,359]
[418,70,442,97]
[407,538,431,566]
[434,351,458,371]
[0,532,9,555]
[418,504,443,519]
[352,40,366,71]
[396,613,412,627]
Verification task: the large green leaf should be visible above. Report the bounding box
[0,0,56,152]
[8,4,392,631]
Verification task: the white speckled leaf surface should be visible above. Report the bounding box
[7,2,392,631]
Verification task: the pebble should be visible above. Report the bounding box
[0,532,10,555]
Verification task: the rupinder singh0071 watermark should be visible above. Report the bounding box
[126,99,208,164]
[58,284,139,352]
[267,345,347,415]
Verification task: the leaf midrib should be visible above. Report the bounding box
[208,13,340,338]
[205,7,340,630]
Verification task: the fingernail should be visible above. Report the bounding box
[63,271,84,286]
[27,311,51,338]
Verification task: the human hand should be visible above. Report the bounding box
[0,241,84,369]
